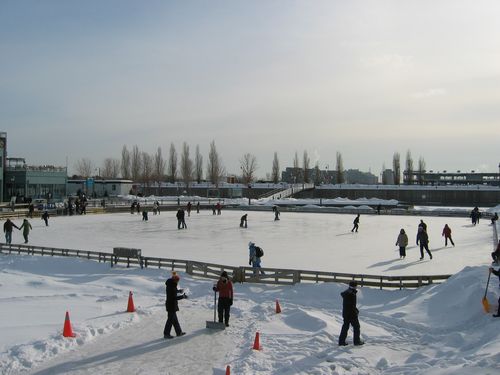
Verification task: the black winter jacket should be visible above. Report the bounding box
[165,278,186,312]
[341,287,359,319]
[416,230,429,245]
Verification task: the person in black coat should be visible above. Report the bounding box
[492,240,500,264]
[492,213,499,225]
[416,226,432,260]
[163,272,188,338]
[240,214,248,228]
[176,208,186,229]
[418,219,427,233]
[489,267,500,317]
[351,214,360,232]
[3,219,20,244]
[41,211,50,226]
[338,281,364,346]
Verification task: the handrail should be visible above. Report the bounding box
[0,243,451,289]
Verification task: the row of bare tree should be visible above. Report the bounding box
[75,141,233,188]
[74,145,424,186]
[386,150,426,185]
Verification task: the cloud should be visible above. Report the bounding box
[361,54,414,69]
[412,88,447,99]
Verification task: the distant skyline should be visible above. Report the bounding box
[1,0,499,178]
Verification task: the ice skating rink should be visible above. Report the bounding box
[23,209,495,275]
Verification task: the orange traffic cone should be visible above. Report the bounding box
[127,291,135,313]
[252,331,261,350]
[275,299,282,314]
[63,311,76,338]
[225,365,230,375]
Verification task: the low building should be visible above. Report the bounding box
[403,170,500,186]
[67,179,133,198]
[4,157,67,202]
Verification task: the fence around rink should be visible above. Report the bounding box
[0,243,452,290]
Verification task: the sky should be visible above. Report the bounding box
[1,0,500,178]
[1,208,499,374]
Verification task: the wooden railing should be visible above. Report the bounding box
[0,243,451,289]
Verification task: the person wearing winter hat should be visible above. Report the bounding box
[338,281,364,346]
[213,271,234,327]
[163,272,188,339]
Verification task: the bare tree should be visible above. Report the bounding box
[405,150,414,185]
[102,158,121,178]
[271,152,280,184]
[167,143,178,183]
[240,153,258,184]
[121,145,131,179]
[302,150,310,183]
[194,145,203,183]
[206,140,225,187]
[130,145,141,182]
[152,146,166,194]
[180,142,194,190]
[313,162,321,186]
[417,156,426,185]
[392,152,401,185]
[141,152,154,187]
[74,158,94,177]
[336,152,345,184]
[293,151,300,183]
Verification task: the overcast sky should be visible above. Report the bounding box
[1,0,499,178]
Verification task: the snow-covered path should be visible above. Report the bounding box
[17,270,500,375]
[27,306,233,375]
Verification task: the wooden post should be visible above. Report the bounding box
[186,261,193,275]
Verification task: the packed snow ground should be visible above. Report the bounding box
[1,208,499,374]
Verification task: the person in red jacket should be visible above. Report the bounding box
[213,271,233,327]
[442,224,455,247]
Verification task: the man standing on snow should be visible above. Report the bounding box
[163,272,188,339]
[213,271,234,327]
[338,281,364,346]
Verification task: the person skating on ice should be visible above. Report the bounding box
[442,224,455,247]
[351,214,360,232]
[395,228,408,259]
[416,226,432,260]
